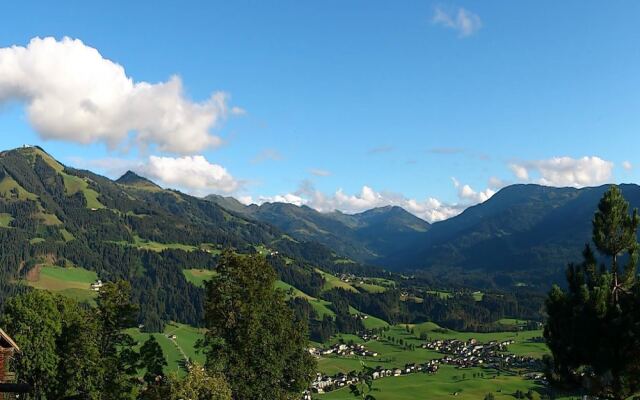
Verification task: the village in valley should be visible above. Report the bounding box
[305,324,548,398]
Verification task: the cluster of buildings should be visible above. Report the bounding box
[422,338,539,370]
[307,361,440,395]
[305,336,544,397]
[309,343,378,358]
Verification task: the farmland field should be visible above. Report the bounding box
[183,268,218,287]
[276,280,336,318]
[127,322,206,376]
[25,264,99,303]
[316,269,358,293]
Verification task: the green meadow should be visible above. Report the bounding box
[0,212,13,227]
[314,365,551,400]
[183,268,218,287]
[61,171,105,209]
[127,322,206,376]
[112,235,198,252]
[316,269,358,293]
[26,265,99,303]
[315,323,554,399]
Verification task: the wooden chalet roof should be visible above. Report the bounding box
[0,329,19,352]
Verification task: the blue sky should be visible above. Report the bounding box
[0,1,638,221]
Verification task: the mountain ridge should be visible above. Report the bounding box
[205,194,431,263]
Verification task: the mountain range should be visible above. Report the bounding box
[1,144,637,300]
[205,194,431,263]
[208,183,640,287]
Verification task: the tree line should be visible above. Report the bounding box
[1,252,314,400]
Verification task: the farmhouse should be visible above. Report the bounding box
[90,279,104,291]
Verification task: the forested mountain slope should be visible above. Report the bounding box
[384,183,640,286]
[206,195,430,263]
[0,146,344,330]
[211,184,640,288]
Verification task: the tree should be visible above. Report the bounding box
[140,335,167,383]
[54,297,103,400]
[0,290,62,399]
[592,186,639,301]
[203,252,316,400]
[169,364,231,400]
[545,186,640,399]
[0,291,104,400]
[97,280,140,400]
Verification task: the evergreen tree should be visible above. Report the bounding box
[592,185,639,300]
[140,335,168,383]
[203,252,315,400]
[545,186,640,399]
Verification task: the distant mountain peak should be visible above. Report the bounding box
[116,170,161,190]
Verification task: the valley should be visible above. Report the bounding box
[0,145,630,399]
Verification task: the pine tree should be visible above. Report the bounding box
[140,335,168,383]
[545,186,640,399]
[592,185,639,301]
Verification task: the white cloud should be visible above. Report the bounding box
[452,178,495,203]
[258,193,308,207]
[433,6,482,37]
[247,177,496,222]
[0,37,239,154]
[509,164,530,180]
[509,156,614,187]
[488,176,508,190]
[137,155,240,194]
[623,160,633,171]
[309,168,331,177]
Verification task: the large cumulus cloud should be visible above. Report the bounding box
[0,36,240,153]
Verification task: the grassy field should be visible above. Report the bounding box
[314,365,550,400]
[36,212,62,225]
[425,290,484,302]
[276,280,336,318]
[0,212,13,227]
[127,322,206,376]
[348,307,389,330]
[353,282,387,293]
[25,265,98,303]
[61,171,105,209]
[316,269,358,293]
[183,268,218,288]
[59,228,75,242]
[112,235,198,252]
[0,175,38,201]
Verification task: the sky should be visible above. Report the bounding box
[0,1,639,222]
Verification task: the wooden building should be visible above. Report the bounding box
[0,329,19,384]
